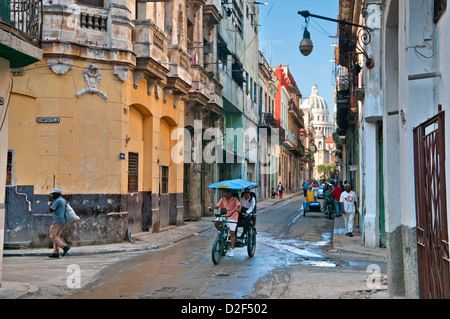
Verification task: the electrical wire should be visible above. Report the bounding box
[310,17,334,38]
[0,75,13,132]
[238,0,277,61]
[414,46,435,59]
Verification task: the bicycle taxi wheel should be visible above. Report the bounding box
[212,238,223,265]
[247,227,256,257]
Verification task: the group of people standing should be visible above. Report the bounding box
[302,179,358,237]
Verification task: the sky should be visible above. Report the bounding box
[258,0,339,112]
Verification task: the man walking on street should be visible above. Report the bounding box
[339,184,358,237]
[302,181,309,197]
[48,188,70,258]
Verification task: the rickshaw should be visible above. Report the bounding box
[303,190,321,216]
[207,179,258,265]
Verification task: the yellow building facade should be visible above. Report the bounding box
[5,0,190,247]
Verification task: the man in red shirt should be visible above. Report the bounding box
[332,182,343,217]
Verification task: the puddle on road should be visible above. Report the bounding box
[257,232,387,271]
[258,232,338,268]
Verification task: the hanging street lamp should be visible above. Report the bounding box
[299,27,313,56]
[297,10,374,69]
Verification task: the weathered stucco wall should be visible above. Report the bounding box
[6,54,185,247]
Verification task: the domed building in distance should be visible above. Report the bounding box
[301,84,335,180]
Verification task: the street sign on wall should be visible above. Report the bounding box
[36,117,60,123]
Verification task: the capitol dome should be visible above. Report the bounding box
[301,84,328,110]
[301,84,333,138]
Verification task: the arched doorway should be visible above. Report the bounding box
[183,126,194,220]
[127,104,152,233]
[159,116,178,229]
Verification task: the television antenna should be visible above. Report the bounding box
[260,40,283,66]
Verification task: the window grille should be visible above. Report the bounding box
[161,166,169,194]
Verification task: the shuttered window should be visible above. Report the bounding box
[128,152,139,193]
[6,151,12,185]
[76,0,104,7]
[161,166,169,194]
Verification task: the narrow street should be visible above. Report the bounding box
[3,193,385,299]
[68,194,335,299]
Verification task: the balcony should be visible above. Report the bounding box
[275,120,285,143]
[1,0,41,45]
[296,141,305,156]
[187,64,224,115]
[165,45,192,107]
[289,104,305,128]
[282,129,298,152]
[189,65,211,106]
[336,88,350,133]
[0,0,42,67]
[41,2,134,66]
[206,75,223,113]
[133,19,170,90]
[203,0,223,27]
[259,112,277,128]
[219,69,244,113]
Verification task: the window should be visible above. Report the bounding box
[231,0,243,37]
[76,0,104,7]
[6,150,12,185]
[161,166,169,194]
[231,55,244,87]
[246,73,249,93]
[128,152,139,193]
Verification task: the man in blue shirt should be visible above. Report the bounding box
[302,181,309,197]
[48,188,70,258]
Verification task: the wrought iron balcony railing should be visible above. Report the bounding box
[0,0,42,46]
[259,112,277,128]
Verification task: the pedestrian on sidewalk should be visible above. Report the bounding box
[48,188,70,258]
[278,182,284,199]
[332,182,343,217]
[271,187,277,198]
[339,184,358,237]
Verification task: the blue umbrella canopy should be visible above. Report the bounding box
[207,179,258,190]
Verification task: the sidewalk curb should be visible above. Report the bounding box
[0,281,39,299]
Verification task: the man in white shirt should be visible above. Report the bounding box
[339,184,358,237]
[239,188,256,239]
[311,185,319,201]
[278,182,284,199]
